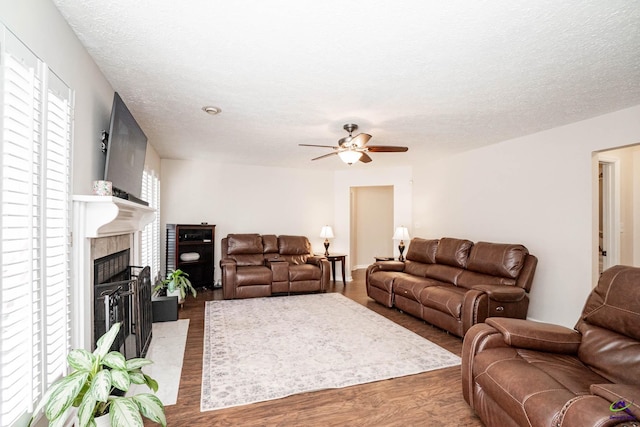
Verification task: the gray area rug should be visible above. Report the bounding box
[201,293,461,412]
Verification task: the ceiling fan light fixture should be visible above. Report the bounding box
[338,150,363,165]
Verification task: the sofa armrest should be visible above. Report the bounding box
[485,317,582,354]
[471,284,525,302]
[306,256,330,290]
[306,255,326,266]
[368,260,405,273]
[462,323,509,406]
[220,258,237,299]
[591,384,640,422]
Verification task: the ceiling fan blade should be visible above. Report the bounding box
[351,133,372,147]
[299,144,340,149]
[311,152,339,161]
[366,145,408,152]
[359,152,373,163]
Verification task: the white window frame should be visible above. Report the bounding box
[0,26,74,427]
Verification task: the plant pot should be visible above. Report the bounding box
[94,414,110,427]
[167,288,184,305]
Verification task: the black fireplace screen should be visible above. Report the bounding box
[93,249,152,358]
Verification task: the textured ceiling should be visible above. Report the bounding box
[52,0,640,170]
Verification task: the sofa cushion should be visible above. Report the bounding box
[278,235,311,255]
[227,234,263,255]
[423,263,464,285]
[473,347,609,427]
[435,237,473,268]
[262,234,278,254]
[403,260,432,277]
[278,235,312,265]
[235,265,272,286]
[579,265,640,341]
[394,275,440,302]
[457,269,517,290]
[289,264,321,282]
[406,238,439,264]
[419,285,466,319]
[368,270,405,293]
[466,242,528,279]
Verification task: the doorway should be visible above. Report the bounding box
[350,186,394,270]
[598,160,617,273]
[595,144,640,282]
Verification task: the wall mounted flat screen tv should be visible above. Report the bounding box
[104,92,148,204]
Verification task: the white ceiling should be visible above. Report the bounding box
[52,0,640,170]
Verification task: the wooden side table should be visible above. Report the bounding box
[323,253,347,285]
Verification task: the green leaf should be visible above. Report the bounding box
[68,348,95,372]
[109,397,143,427]
[133,394,166,427]
[94,323,121,359]
[44,371,90,421]
[77,394,98,427]
[48,412,72,427]
[125,357,153,370]
[102,351,126,370]
[111,369,131,392]
[143,374,159,393]
[89,370,112,402]
[128,370,146,385]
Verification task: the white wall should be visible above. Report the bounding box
[1,0,116,195]
[160,160,334,280]
[412,105,640,327]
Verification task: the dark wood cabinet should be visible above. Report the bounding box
[166,223,215,289]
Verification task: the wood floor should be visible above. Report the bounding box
[158,270,484,426]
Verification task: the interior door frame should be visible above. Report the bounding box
[598,156,620,273]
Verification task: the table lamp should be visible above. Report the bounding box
[392,226,410,261]
[320,225,334,256]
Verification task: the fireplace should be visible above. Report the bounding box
[73,195,156,352]
[93,249,153,358]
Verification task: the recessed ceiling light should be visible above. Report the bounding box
[202,106,222,115]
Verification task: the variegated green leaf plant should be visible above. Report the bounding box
[28,322,166,427]
[153,268,197,300]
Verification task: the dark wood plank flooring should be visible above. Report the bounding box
[156,270,483,426]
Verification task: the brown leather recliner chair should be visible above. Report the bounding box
[462,265,640,427]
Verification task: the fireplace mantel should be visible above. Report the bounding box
[73,195,156,238]
[72,195,156,351]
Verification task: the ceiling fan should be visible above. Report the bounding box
[299,124,409,165]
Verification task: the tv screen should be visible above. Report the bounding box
[104,92,148,202]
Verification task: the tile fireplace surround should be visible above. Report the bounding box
[72,195,155,352]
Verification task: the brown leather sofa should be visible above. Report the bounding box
[366,237,537,337]
[220,233,330,299]
[462,265,640,427]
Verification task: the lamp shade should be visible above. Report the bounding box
[320,226,334,239]
[392,226,410,241]
[337,150,362,165]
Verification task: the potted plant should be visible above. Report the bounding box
[154,268,197,304]
[29,322,166,427]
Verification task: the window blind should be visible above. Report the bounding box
[0,27,73,427]
[141,169,160,282]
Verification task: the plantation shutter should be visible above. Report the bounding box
[141,169,160,282]
[0,27,73,427]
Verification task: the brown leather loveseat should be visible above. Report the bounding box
[462,265,640,427]
[220,233,330,299]
[366,237,537,337]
